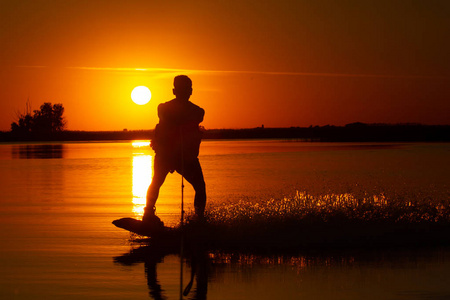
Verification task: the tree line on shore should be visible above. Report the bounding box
[10,102,66,139]
[2,102,448,142]
[1,123,449,142]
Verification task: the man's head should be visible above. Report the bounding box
[173,75,192,100]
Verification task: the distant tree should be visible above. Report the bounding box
[51,103,66,131]
[11,102,66,135]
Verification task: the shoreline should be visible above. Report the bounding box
[1,123,449,143]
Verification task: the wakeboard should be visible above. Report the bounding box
[112,217,176,238]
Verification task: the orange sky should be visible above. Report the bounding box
[1,0,449,131]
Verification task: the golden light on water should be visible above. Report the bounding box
[132,141,150,148]
[131,141,152,216]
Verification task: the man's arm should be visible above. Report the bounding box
[197,107,205,124]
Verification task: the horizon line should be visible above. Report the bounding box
[57,123,450,132]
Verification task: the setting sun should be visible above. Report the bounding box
[131,86,151,105]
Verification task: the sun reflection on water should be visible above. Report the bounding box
[132,141,151,148]
[131,141,152,217]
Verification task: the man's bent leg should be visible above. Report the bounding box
[181,159,206,218]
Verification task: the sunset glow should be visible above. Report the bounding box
[2,1,449,298]
[0,1,448,131]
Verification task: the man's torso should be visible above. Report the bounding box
[152,99,204,165]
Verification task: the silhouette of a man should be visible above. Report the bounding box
[144,75,206,226]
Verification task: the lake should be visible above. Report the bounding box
[0,140,449,299]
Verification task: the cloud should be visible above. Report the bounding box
[68,67,450,80]
[16,65,48,69]
[18,65,450,80]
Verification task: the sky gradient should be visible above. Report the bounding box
[1,0,449,131]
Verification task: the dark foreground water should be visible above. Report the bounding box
[0,141,449,299]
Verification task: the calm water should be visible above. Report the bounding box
[0,140,449,299]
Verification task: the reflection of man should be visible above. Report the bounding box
[145,248,209,300]
[144,75,206,227]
